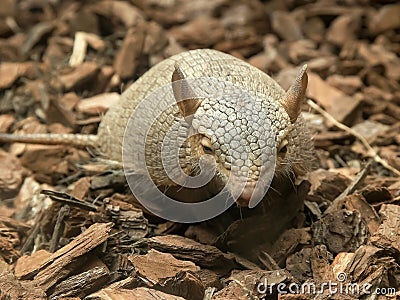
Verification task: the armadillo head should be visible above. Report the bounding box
[171,65,308,207]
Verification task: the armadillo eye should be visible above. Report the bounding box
[201,137,214,154]
[278,140,288,155]
[279,145,288,154]
[202,144,213,154]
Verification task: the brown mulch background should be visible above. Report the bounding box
[0,0,400,299]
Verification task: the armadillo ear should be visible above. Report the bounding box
[172,64,202,119]
[280,64,308,123]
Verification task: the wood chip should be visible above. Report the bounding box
[0,216,30,264]
[307,169,352,204]
[326,74,363,95]
[138,235,236,271]
[87,287,186,300]
[129,249,200,281]
[0,62,35,89]
[307,72,362,125]
[0,271,46,300]
[59,62,99,91]
[368,4,400,34]
[370,204,400,252]
[169,16,225,48]
[214,269,291,299]
[129,249,205,299]
[326,13,361,46]
[0,114,14,133]
[31,222,113,291]
[113,25,146,80]
[312,206,368,255]
[76,92,120,115]
[15,249,52,279]
[49,266,111,299]
[69,32,105,67]
[20,21,55,56]
[0,150,30,198]
[262,228,311,267]
[271,11,303,42]
[69,176,91,200]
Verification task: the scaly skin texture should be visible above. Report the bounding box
[98,49,315,186]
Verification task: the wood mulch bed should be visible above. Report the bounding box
[0,0,399,299]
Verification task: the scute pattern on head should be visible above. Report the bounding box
[191,83,290,183]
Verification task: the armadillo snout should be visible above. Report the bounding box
[227,161,277,208]
[234,180,257,207]
[230,179,271,207]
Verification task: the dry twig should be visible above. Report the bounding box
[307,99,400,177]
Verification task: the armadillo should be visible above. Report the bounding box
[0,49,315,208]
